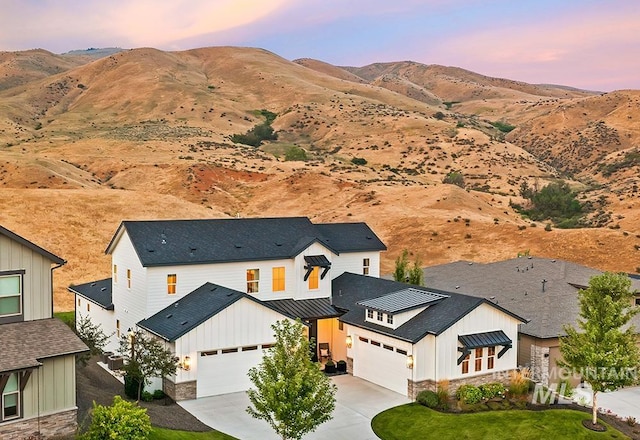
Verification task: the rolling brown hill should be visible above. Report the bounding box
[0,46,638,312]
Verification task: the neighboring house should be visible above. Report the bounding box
[0,225,87,440]
[71,217,525,400]
[422,257,640,385]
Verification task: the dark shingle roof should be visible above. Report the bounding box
[138,283,298,341]
[264,298,342,320]
[421,257,640,339]
[0,225,65,265]
[0,319,88,373]
[106,217,386,267]
[332,273,525,343]
[68,278,113,310]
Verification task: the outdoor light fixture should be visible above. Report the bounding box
[183,355,191,371]
[406,354,414,369]
[346,335,353,349]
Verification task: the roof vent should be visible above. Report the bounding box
[275,242,282,246]
[181,320,188,326]
[174,302,179,307]
[166,313,173,319]
[455,286,460,289]
[490,296,495,300]
[210,286,217,291]
[100,287,106,291]
[226,292,234,297]
[90,282,96,287]
[235,244,242,249]
[147,248,155,253]
[366,236,372,240]
[468,262,473,265]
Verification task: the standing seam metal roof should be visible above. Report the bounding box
[357,288,448,313]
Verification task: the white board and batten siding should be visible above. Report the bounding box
[346,325,412,396]
[174,297,293,397]
[329,251,381,279]
[428,302,520,382]
[292,242,335,300]
[110,231,148,339]
[0,234,55,321]
[21,356,77,418]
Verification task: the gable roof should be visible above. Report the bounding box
[0,225,65,265]
[137,282,298,341]
[421,257,640,339]
[0,319,88,373]
[106,217,386,267]
[332,273,526,343]
[68,278,113,310]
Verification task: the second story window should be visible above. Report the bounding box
[363,258,370,275]
[113,264,118,283]
[308,267,319,290]
[367,309,374,319]
[376,311,383,322]
[247,269,259,293]
[387,314,394,324]
[126,269,131,289]
[167,274,177,294]
[272,267,285,292]
[0,273,22,318]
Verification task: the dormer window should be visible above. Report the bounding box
[376,311,383,321]
[387,314,394,325]
[367,309,373,319]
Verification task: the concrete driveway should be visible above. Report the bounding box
[179,375,410,440]
[574,384,640,422]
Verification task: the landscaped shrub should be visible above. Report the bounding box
[508,368,531,396]
[152,389,165,400]
[479,382,506,399]
[416,390,439,408]
[124,373,144,400]
[456,384,483,404]
[81,396,151,440]
[141,391,154,402]
[436,380,450,410]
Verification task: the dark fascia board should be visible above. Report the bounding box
[291,237,340,258]
[360,298,446,315]
[339,319,416,344]
[104,221,126,255]
[0,225,65,265]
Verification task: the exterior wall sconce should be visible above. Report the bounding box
[406,354,414,369]
[346,335,353,349]
[182,355,191,371]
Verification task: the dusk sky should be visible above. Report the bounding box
[1,0,638,91]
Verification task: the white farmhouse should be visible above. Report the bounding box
[71,217,525,400]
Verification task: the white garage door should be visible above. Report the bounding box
[353,337,408,396]
[197,347,265,397]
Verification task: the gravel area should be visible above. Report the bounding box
[76,357,211,432]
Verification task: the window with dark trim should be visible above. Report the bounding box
[246,269,259,293]
[0,271,23,321]
[371,340,381,347]
[396,348,408,355]
[367,309,373,319]
[474,348,483,371]
[358,336,368,343]
[201,350,218,356]
[221,348,238,354]
[363,258,370,275]
[262,343,275,350]
[1,373,20,422]
[376,311,383,321]
[383,344,394,351]
[461,354,470,374]
[487,346,495,370]
[387,314,393,324]
[242,346,258,351]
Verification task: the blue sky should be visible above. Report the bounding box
[1,0,638,91]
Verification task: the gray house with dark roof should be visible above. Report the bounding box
[422,257,640,385]
[72,217,526,399]
[0,225,87,439]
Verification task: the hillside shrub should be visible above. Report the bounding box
[490,120,516,133]
[284,146,307,161]
[513,180,584,228]
[456,384,483,404]
[230,109,278,146]
[416,390,439,408]
[443,171,465,188]
[351,157,367,166]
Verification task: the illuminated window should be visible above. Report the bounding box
[116,319,120,338]
[461,353,470,374]
[1,373,20,421]
[113,264,118,283]
[308,267,319,290]
[272,267,285,292]
[0,274,22,318]
[487,347,495,370]
[247,269,260,293]
[363,258,370,275]
[167,274,177,294]
[126,269,131,289]
[474,348,483,371]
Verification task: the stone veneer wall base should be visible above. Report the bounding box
[0,408,78,440]
[164,378,197,401]
[408,370,515,400]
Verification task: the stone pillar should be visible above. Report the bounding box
[530,345,550,385]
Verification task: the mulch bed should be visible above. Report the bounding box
[76,357,211,432]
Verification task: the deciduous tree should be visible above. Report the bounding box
[247,319,336,440]
[559,272,640,427]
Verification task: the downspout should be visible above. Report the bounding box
[50,261,67,318]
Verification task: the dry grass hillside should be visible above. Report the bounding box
[0,46,638,312]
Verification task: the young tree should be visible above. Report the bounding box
[82,395,151,440]
[559,272,640,427]
[75,314,111,367]
[118,329,179,402]
[393,249,409,282]
[408,257,424,286]
[247,319,337,440]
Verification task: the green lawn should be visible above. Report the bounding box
[372,404,629,440]
[149,427,238,439]
[54,310,75,328]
